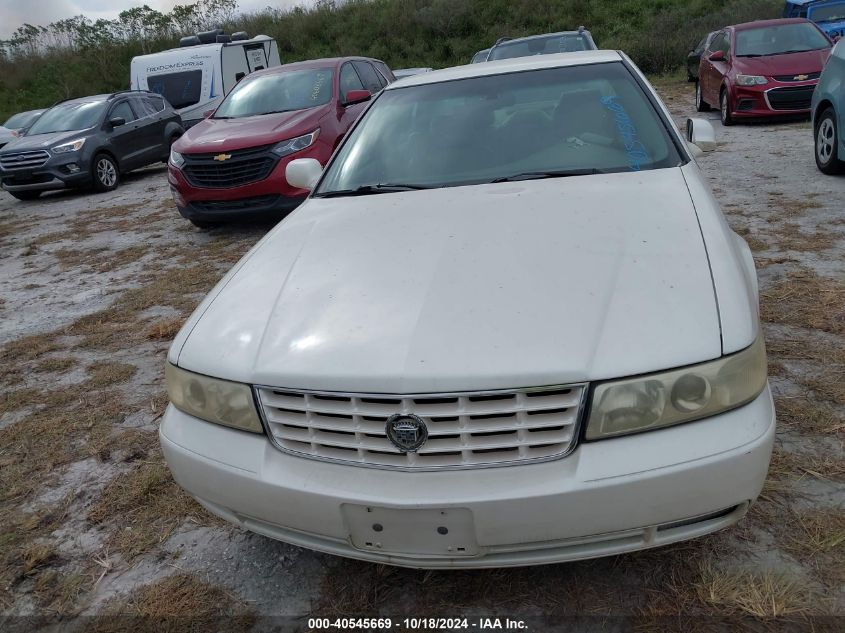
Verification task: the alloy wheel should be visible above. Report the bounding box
[817,118,835,165]
[97,158,117,188]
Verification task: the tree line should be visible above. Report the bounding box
[0,0,780,121]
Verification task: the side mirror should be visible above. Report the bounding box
[203,109,215,119]
[342,89,371,107]
[686,118,716,153]
[833,35,842,43]
[708,50,725,62]
[286,158,323,191]
[109,117,126,128]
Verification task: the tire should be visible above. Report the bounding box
[815,108,845,175]
[10,190,42,201]
[695,81,710,112]
[189,218,217,229]
[720,88,734,126]
[92,153,119,192]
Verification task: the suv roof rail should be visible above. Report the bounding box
[578,25,586,33]
[494,37,513,45]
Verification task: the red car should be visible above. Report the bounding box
[696,18,833,125]
[168,57,394,227]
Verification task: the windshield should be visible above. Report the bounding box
[736,22,831,56]
[315,62,682,196]
[488,34,593,61]
[27,101,106,135]
[809,3,845,23]
[214,68,334,119]
[4,111,41,129]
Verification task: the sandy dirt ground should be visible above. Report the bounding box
[0,79,843,631]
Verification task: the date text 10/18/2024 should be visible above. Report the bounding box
[308,618,529,630]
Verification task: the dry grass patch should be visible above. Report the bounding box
[86,361,137,389]
[0,497,74,609]
[34,356,78,374]
[694,564,820,618]
[0,331,64,363]
[89,573,255,633]
[801,373,845,406]
[66,264,224,351]
[773,197,824,217]
[33,569,88,616]
[145,318,184,341]
[761,269,845,335]
[774,395,844,436]
[0,387,127,502]
[87,458,201,560]
[766,222,838,253]
[781,509,845,588]
[734,226,768,252]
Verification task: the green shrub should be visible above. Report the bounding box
[0,0,782,121]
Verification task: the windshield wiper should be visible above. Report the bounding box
[316,183,433,198]
[737,53,763,57]
[256,109,301,115]
[491,168,606,183]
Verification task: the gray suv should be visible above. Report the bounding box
[0,91,183,200]
[486,28,597,61]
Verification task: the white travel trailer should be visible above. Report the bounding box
[130,32,281,127]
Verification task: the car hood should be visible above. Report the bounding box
[175,168,724,393]
[734,48,830,75]
[0,129,89,152]
[177,107,328,153]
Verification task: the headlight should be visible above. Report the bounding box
[165,363,263,433]
[169,149,185,168]
[52,138,86,154]
[585,335,767,440]
[735,75,768,86]
[271,129,319,158]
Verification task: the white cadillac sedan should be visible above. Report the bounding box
[161,50,774,568]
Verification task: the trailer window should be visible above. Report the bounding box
[148,70,203,109]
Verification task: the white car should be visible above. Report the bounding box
[161,50,774,568]
[393,67,434,79]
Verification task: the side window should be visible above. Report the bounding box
[143,95,165,114]
[340,63,365,101]
[110,101,136,123]
[352,61,383,93]
[131,96,155,117]
[373,61,395,84]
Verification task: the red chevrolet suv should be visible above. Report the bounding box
[168,57,394,227]
[696,18,833,125]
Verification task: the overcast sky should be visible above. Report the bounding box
[0,0,310,38]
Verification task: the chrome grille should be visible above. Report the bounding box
[182,145,277,189]
[772,72,820,83]
[256,384,586,469]
[0,150,50,170]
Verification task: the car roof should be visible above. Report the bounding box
[730,17,813,31]
[252,57,386,76]
[387,49,622,90]
[56,94,111,105]
[494,29,591,45]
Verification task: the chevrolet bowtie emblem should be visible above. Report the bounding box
[213,153,232,161]
[794,74,809,81]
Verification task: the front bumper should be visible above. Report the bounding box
[167,141,329,222]
[0,156,91,192]
[728,80,818,119]
[160,386,775,568]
